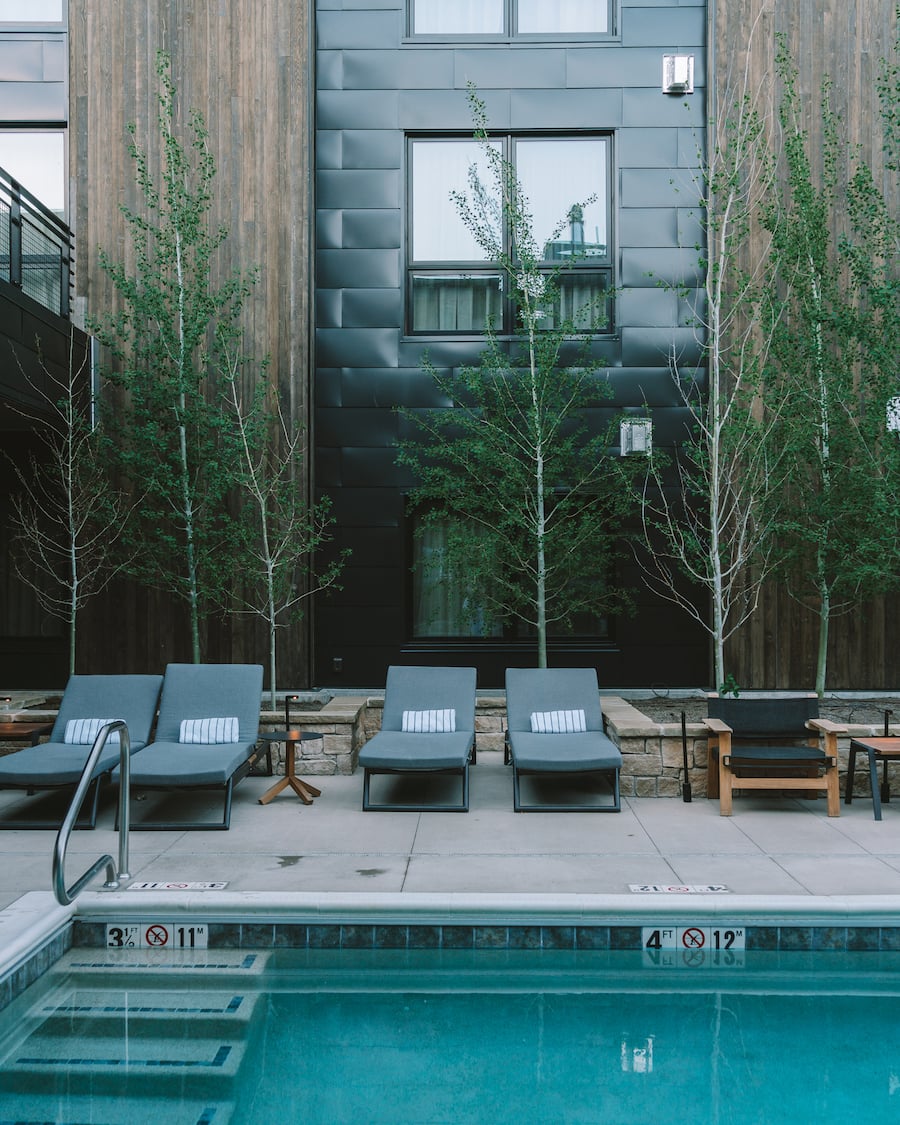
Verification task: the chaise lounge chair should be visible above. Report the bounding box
[505,667,622,812]
[125,663,264,830]
[359,665,477,811]
[705,693,845,816]
[0,674,163,829]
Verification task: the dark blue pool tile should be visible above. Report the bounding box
[847,927,881,952]
[72,920,107,947]
[208,923,242,949]
[307,925,341,949]
[341,924,375,949]
[408,925,441,948]
[609,926,642,951]
[274,924,309,948]
[811,927,847,952]
[541,926,575,950]
[746,926,779,951]
[442,926,474,949]
[374,925,409,949]
[778,927,813,951]
[241,923,275,948]
[576,926,611,950]
[474,926,508,949]
[879,927,900,951]
[508,926,542,950]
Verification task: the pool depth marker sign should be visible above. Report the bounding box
[106,922,209,949]
[642,925,745,967]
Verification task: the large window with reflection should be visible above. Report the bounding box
[411,0,611,36]
[408,134,612,335]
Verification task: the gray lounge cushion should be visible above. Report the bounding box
[128,663,263,787]
[359,666,476,773]
[508,730,621,772]
[0,674,163,786]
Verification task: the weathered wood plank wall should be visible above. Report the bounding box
[717,0,900,689]
[68,0,313,686]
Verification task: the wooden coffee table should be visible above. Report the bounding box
[0,721,53,747]
[257,730,324,806]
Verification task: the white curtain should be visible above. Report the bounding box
[414,0,503,34]
[518,0,608,34]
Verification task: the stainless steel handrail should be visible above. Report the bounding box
[52,720,132,905]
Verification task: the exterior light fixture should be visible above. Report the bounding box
[662,54,694,95]
[620,418,653,456]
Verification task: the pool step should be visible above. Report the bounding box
[0,952,269,1119]
[0,1092,234,1124]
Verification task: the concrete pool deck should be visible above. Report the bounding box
[2,748,900,912]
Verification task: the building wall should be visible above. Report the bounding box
[313,0,711,689]
[65,0,315,684]
[716,0,900,691]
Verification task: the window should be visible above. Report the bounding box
[411,0,610,36]
[0,132,65,215]
[408,135,612,334]
[0,1,64,22]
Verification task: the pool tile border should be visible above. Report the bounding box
[68,918,900,953]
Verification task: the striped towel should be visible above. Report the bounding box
[530,709,587,734]
[401,708,456,733]
[179,716,240,744]
[63,718,123,745]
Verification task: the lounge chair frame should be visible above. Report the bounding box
[505,668,622,813]
[359,666,477,812]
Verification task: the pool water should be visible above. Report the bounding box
[1,947,899,1124]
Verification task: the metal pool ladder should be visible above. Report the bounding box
[52,720,132,905]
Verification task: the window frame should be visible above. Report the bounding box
[407,0,615,40]
[405,131,615,337]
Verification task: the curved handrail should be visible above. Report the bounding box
[52,719,132,905]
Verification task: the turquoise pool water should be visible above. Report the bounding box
[1,947,899,1124]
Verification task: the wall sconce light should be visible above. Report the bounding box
[662,54,694,95]
[887,396,900,432]
[620,418,653,456]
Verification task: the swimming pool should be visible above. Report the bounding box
[1,941,899,1124]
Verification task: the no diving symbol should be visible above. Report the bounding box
[681,927,706,949]
[145,924,169,947]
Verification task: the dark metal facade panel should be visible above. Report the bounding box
[621,325,703,367]
[341,209,401,249]
[316,326,401,367]
[317,49,344,90]
[317,9,403,50]
[317,89,400,129]
[452,48,568,90]
[618,286,680,328]
[317,248,400,288]
[316,208,343,248]
[619,206,679,247]
[341,129,403,169]
[623,86,706,127]
[618,127,679,167]
[509,87,624,128]
[313,0,711,688]
[343,48,455,90]
[342,287,404,327]
[621,246,703,287]
[621,4,706,47]
[316,168,401,208]
[316,286,343,327]
[566,46,677,89]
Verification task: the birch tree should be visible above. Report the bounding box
[223,356,347,706]
[6,332,133,673]
[94,51,250,661]
[633,29,788,690]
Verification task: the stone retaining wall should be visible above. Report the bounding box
[2,693,895,797]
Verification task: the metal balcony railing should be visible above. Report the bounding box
[0,165,72,319]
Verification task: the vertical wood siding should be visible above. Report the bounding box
[717,0,900,689]
[68,0,313,685]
